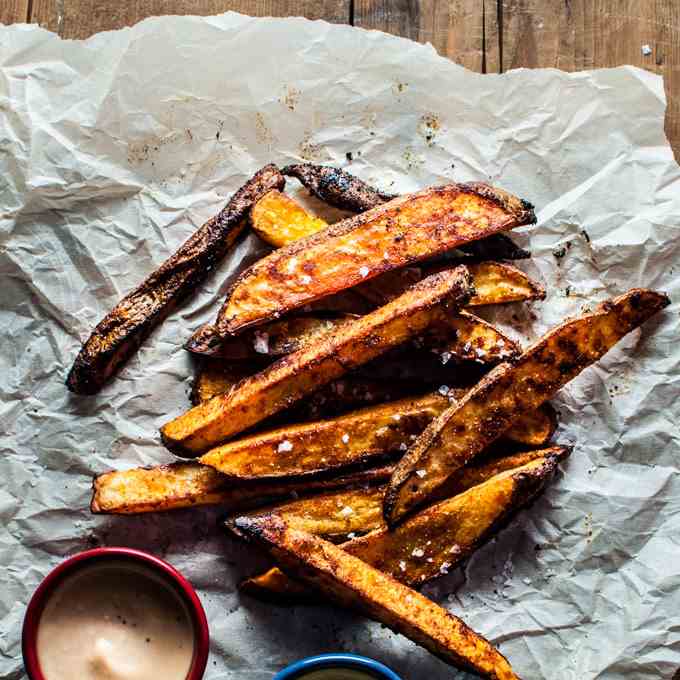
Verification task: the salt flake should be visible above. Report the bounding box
[277,440,293,452]
[411,548,425,557]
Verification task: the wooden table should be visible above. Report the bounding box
[3,1,679,160]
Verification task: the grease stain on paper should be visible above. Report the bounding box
[418,113,441,146]
[279,85,301,111]
[127,130,187,164]
[254,113,275,148]
[298,132,331,162]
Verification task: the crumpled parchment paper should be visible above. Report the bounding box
[1,12,679,680]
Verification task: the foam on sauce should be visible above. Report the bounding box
[36,561,194,680]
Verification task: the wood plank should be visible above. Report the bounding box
[354,0,488,72]
[494,0,680,160]
[1,0,29,25]
[29,0,349,38]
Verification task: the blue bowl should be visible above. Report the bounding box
[274,653,402,680]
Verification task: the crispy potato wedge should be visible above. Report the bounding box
[238,447,568,601]
[199,393,557,480]
[384,288,671,525]
[231,516,518,680]
[66,165,285,394]
[236,445,566,545]
[161,268,472,456]
[217,183,535,334]
[190,361,268,406]
[356,261,545,308]
[90,462,393,515]
[250,189,328,247]
[282,163,529,261]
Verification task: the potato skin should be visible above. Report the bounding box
[66,164,285,394]
[217,182,535,335]
[384,288,671,525]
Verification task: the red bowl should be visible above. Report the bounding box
[22,547,209,680]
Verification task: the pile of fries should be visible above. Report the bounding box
[71,163,669,679]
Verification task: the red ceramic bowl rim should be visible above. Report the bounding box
[22,547,209,680]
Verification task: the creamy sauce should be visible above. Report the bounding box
[36,561,194,680]
[299,670,377,680]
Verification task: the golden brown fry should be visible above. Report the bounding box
[199,393,556,480]
[231,515,519,680]
[90,463,393,515]
[384,288,670,525]
[66,165,285,394]
[438,310,520,363]
[356,261,544,308]
[282,163,529,261]
[161,268,473,456]
[217,183,535,334]
[250,189,328,247]
[198,395,439,479]
[239,447,568,600]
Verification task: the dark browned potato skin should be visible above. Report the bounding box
[216,183,535,335]
[384,288,671,525]
[282,163,396,212]
[231,515,519,680]
[283,163,529,260]
[66,164,285,394]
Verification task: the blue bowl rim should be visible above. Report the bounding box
[273,653,402,680]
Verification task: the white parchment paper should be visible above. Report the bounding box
[1,13,680,680]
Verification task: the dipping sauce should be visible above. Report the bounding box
[36,560,194,680]
[298,671,377,680]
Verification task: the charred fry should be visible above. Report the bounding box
[66,164,285,394]
[282,164,396,212]
[90,462,393,515]
[162,268,473,456]
[384,288,670,525]
[231,515,519,679]
[217,183,535,334]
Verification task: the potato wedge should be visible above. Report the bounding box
[66,164,285,394]
[217,183,535,334]
[199,393,557,480]
[355,261,543,308]
[231,515,519,680]
[90,462,393,515]
[282,163,529,261]
[238,447,567,600]
[161,268,473,456]
[237,446,566,545]
[384,288,670,525]
[250,189,329,246]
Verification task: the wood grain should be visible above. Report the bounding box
[354,0,489,72]
[29,0,348,38]
[1,0,29,25]
[493,0,680,159]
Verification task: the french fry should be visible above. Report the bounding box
[282,163,529,261]
[161,268,473,456]
[238,447,568,601]
[199,394,557,480]
[384,288,670,525]
[66,165,285,394]
[217,183,535,334]
[250,189,329,246]
[90,462,393,515]
[231,515,519,680]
